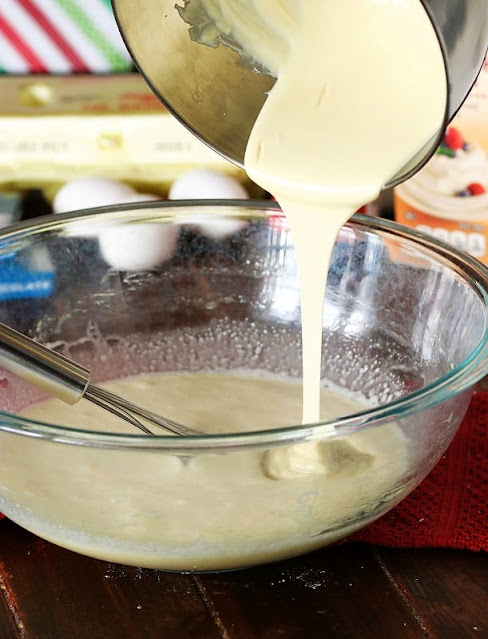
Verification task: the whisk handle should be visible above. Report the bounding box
[0,323,90,405]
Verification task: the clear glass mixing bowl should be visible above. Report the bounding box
[0,201,487,572]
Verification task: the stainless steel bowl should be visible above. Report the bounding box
[112,0,488,188]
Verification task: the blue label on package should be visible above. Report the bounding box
[0,255,54,301]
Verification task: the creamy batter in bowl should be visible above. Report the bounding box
[0,202,487,571]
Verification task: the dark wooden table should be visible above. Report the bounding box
[0,519,486,638]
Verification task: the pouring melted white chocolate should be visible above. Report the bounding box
[184,0,446,478]
[244,0,446,420]
[179,0,446,423]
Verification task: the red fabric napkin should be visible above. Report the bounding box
[1,392,487,551]
[351,391,488,551]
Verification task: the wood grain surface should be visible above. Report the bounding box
[0,520,486,638]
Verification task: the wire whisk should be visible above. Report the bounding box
[0,323,201,436]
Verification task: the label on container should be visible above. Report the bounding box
[0,73,249,196]
[0,113,243,194]
[394,54,488,264]
[394,190,488,262]
[0,74,163,116]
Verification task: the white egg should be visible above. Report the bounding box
[53,177,138,238]
[169,169,249,239]
[53,176,137,214]
[169,169,249,200]
[99,221,179,272]
[98,191,177,271]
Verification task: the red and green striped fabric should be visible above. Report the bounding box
[0,0,133,73]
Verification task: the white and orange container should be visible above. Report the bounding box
[394,55,488,264]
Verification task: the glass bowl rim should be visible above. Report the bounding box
[0,198,487,452]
